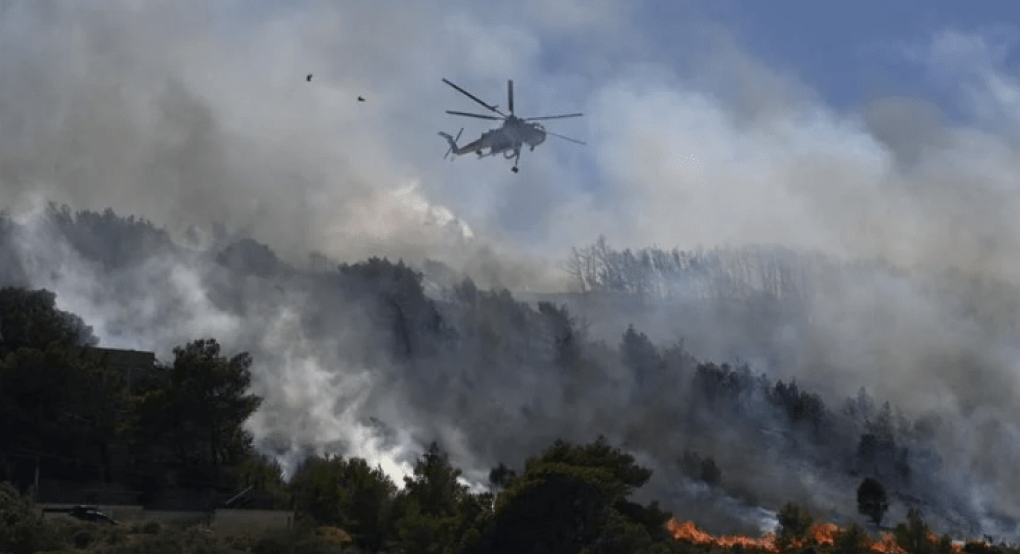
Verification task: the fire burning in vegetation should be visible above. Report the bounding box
[666,519,780,551]
[666,518,965,553]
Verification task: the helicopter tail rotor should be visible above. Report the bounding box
[440,128,464,160]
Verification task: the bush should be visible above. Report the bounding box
[0,481,64,554]
[777,502,813,547]
[834,523,870,554]
[894,508,933,554]
[98,527,243,554]
[73,529,94,548]
[250,526,346,554]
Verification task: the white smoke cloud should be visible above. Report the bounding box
[6,0,1020,539]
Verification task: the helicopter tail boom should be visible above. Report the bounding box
[439,129,486,159]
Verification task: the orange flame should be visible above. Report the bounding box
[666,518,966,554]
[869,532,906,554]
[667,518,778,552]
[811,522,840,546]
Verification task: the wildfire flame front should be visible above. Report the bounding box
[666,518,967,554]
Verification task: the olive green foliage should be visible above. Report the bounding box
[0,344,123,454]
[0,481,347,554]
[134,338,262,471]
[392,441,477,554]
[285,437,679,554]
[0,285,265,493]
[776,502,813,548]
[289,454,396,551]
[0,287,128,483]
[6,248,1020,554]
[249,522,347,554]
[833,523,869,554]
[0,286,98,356]
[894,507,934,554]
[223,451,290,508]
[937,534,955,554]
[338,257,449,359]
[401,442,467,518]
[963,540,1011,554]
[472,436,670,554]
[0,481,64,554]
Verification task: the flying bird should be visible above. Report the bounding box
[306,73,313,82]
[358,96,365,102]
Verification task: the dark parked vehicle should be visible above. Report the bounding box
[42,505,118,525]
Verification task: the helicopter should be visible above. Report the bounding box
[438,78,585,173]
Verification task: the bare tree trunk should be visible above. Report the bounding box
[567,248,589,292]
[98,441,112,483]
[210,424,219,470]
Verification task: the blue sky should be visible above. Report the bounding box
[677,1,1020,118]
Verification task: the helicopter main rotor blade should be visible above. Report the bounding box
[446,110,503,121]
[524,113,584,121]
[442,78,506,117]
[508,80,514,116]
[546,131,587,145]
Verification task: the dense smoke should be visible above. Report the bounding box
[3,0,1020,543]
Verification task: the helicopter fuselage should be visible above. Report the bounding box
[439,78,582,172]
[480,117,546,157]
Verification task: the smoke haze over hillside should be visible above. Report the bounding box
[4,0,1020,542]
[5,1,1020,273]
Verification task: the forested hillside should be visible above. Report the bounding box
[1,205,1019,548]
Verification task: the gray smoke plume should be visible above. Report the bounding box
[4,0,1020,542]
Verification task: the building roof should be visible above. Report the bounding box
[77,346,155,371]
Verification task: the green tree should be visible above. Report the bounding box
[834,523,870,554]
[392,499,460,554]
[225,451,290,508]
[936,534,955,554]
[578,509,656,554]
[338,258,448,359]
[620,325,660,397]
[776,502,813,549]
[0,345,126,482]
[288,455,397,551]
[335,457,397,551]
[289,455,348,525]
[857,478,889,527]
[134,339,261,477]
[0,481,63,554]
[402,442,467,518]
[488,462,517,490]
[0,347,74,453]
[0,287,97,356]
[538,301,582,370]
[894,507,934,554]
[476,436,668,554]
[393,442,470,554]
[61,352,128,483]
